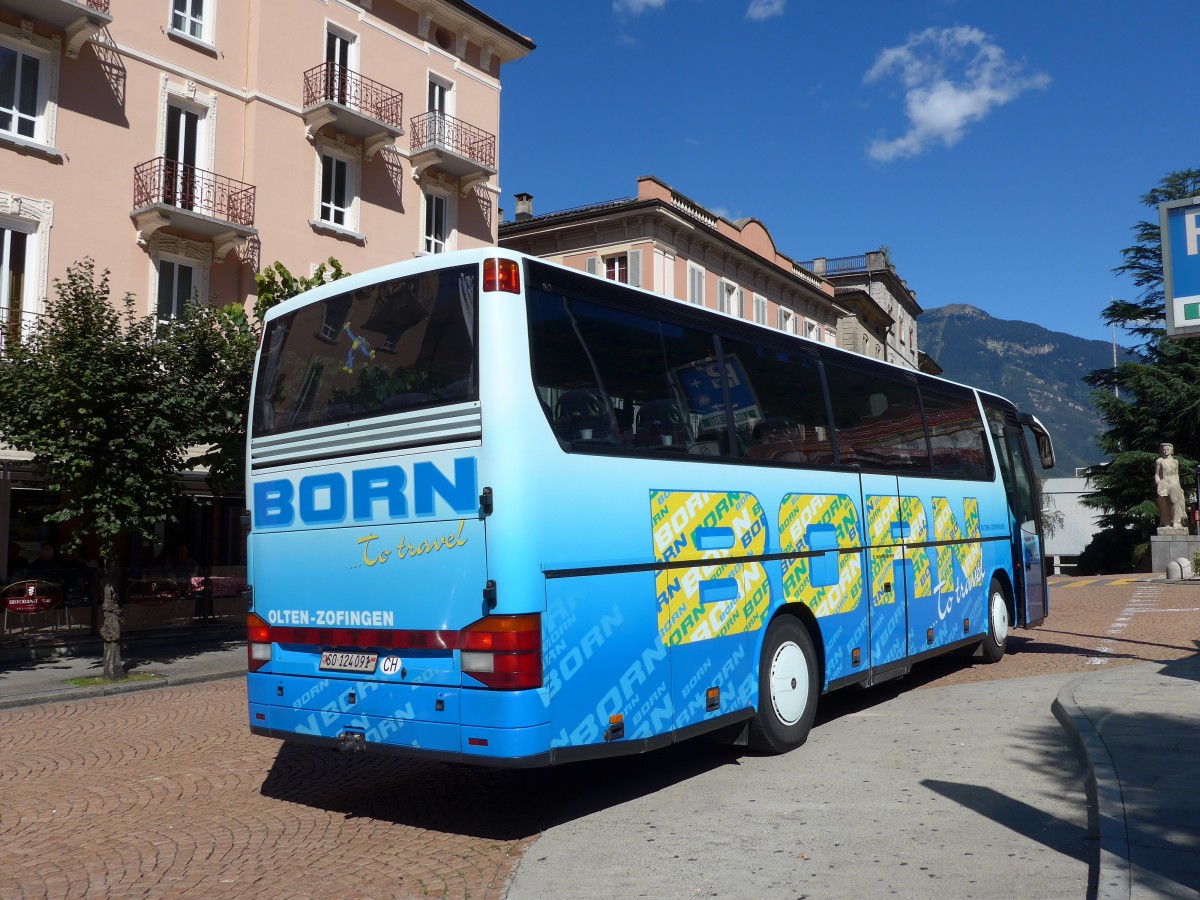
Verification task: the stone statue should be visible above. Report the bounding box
[1155,442,1187,533]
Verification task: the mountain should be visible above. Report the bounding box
[919,304,1135,478]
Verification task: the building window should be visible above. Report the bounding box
[156,258,196,327]
[717,280,742,318]
[0,224,29,353]
[687,263,704,307]
[325,27,357,104]
[170,0,213,44]
[605,255,628,284]
[0,40,45,142]
[424,191,448,253]
[805,319,819,342]
[427,74,452,144]
[778,308,796,335]
[754,295,767,325]
[320,153,350,227]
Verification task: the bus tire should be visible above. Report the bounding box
[749,616,818,753]
[980,577,1009,664]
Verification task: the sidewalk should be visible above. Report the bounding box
[1054,654,1200,900]
[0,629,246,709]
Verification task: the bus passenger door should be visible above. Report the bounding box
[986,408,1050,627]
[1007,426,1048,624]
[861,474,908,670]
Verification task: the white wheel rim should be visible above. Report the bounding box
[990,590,1009,645]
[769,640,809,726]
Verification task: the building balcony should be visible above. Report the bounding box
[131,157,257,262]
[301,63,404,161]
[1,0,112,58]
[409,111,496,194]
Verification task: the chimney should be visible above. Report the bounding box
[515,192,533,221]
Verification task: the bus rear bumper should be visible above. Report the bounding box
[248,714,552,768]
[247,673,552,765]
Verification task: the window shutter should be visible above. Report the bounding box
[585,256,598,276]
[736,289,744,319]
[716,278,727,312]
[628,250,641,288]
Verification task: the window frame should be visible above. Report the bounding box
[686,262,705,307]
[148,236,211,326]
[169,0,216,47]
[0,28,58,151]
[423,188,451,254]
[155,256,198,328]
[311,140,361,238]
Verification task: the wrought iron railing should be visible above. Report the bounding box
[302,62,404,131]
[409,111,496,170]
[0,309,45,357]
[133,157,256,227]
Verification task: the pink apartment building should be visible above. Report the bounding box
[0,0,531,594]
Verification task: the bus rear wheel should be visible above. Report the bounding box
[980,578,1009,664]
[749,616,817,754]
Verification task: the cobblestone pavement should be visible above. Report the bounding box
[907,576,1200,690]
[1,575,1196,899]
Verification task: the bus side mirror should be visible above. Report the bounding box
[1017,412,1055,470]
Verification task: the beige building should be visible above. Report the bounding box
[0,0,531,593]
[801,252,928,372]
[498,176,852,350]
[0,0,533,346]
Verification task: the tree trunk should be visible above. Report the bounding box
[98,560,123,680]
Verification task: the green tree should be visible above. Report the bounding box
[0,261,195,679]
[1082,168,1200,566]
[160,301,259,493]
[253,257,348,323]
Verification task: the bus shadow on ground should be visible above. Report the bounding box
[260,735,747,841]
[258,641,1105,843]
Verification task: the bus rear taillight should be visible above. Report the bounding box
[247,613,272,672]
[484,257,521,294]
[460,613,542,689]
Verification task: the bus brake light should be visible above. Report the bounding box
[247,613,272,672]
[484,258,521,294]
[460,613,541,690]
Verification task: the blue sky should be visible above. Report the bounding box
[482,0,1198,346]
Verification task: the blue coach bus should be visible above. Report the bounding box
[245,249,1054,764]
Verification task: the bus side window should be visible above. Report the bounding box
[722,338,832,465]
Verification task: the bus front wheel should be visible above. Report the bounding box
[749,616,818,753]
[980,578,1009,664]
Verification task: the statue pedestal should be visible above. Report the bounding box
[1150,532,1200,578]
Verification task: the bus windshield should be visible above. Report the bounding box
[252,263,478,437]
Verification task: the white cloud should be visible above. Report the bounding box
[613,0,670,15]
[746,0,786,20]
[864,26,1050,162]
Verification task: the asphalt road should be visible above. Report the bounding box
[1,574,1196,898]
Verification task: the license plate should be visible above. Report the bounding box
[319,651,378,673]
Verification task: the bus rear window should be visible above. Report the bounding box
[253,264,478,437]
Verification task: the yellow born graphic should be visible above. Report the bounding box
[652,490,770,646]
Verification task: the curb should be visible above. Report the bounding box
[0,667,244,711]
[1052,674,1130,900]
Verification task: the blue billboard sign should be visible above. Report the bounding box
[1160,196,1200,338]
